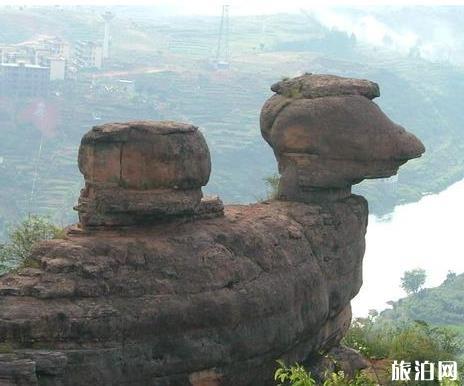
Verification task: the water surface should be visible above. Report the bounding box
[352,178,464,316]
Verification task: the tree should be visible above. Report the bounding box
[264,173,280,200]
[0,215,64,274]
[401,268,426,295]
[443,270,457,285]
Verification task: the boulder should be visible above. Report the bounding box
[76,121,222,227]
[261,74,425,202]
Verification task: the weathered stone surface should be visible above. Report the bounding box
[78,121,210,189]
[16,351,67,376]
[0,197,367,386]
[261,74,425,203]
[0,354,38,386]
[76,121,221,227]
[270,74,380,100]
[263,95,423,161]
[328,346,369,378]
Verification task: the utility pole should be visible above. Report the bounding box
[260,16,267,51]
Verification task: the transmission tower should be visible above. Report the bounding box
[215,5,230,68]
[101,11,115,59]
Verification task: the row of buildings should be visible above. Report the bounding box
[0,37,69,79]
[0,11,115,98]
[0,37,105,97]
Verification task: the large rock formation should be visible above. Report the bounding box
[0,74,424,386]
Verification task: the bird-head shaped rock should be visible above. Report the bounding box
[260,74,425,202]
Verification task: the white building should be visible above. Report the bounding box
[49,57,66,80]
[74,41,103,69]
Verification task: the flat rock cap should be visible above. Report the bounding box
[78,120,211,190]
[270,74,380,100]
[82,120,198,144]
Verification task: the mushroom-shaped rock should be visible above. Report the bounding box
[261,74,425,202]
[76,121,223,227]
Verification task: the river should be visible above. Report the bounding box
[352,178,464,316]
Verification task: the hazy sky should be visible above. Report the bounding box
[2,0,464,15]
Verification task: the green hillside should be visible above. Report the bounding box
[380,273,464,332]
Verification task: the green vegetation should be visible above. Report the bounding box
[321,371,376,386]
[264,173,280,200]
[344,314,462,363]
[401,269,427,295]
[275,361,316,386]
[0,215,64,274]
[274,360,376,386]
[381,272,464,329]
[342,311,463,385]
[339,272,464,384]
